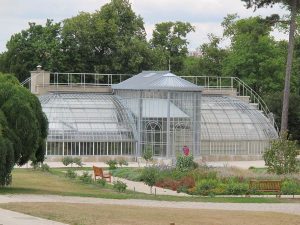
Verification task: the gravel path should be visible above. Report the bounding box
[0,207,67,225]
[0,194,300,216]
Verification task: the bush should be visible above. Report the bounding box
[226,182,248,195]
[113,180,127,192]
[65,169,77,179]
[79,171,93,183]
[106,159,118,170]
[176,154,194,172]
[281,180,299,197]
[263,133,299,175]
[62,157,73,167]
[96,178,107,187]
[40,163,50,172]
[73,157,83,167]
[195,179,219,196]
[142,147,153,165]
[118,158,128,167]
[141,166,158,193]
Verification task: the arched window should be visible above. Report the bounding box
[145,121,162,156]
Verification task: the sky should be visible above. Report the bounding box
[0,0,289,53]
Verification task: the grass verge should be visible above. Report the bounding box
[1,202,300,225]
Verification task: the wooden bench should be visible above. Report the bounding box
[249,180,282,197]
[93,166,111,183]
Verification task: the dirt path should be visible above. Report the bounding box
[0,194,300,216]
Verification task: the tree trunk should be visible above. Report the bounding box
[281,0,298,133]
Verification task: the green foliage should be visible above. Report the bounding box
[118,158,128,167]
[176,154,195,172]
[226,182,248,195]
[40,163,50,172]
[141,166,158,189]
[62,157,74,167]
[195,179,220,196]
[264,93,300,141]
[263,133,299,174]
[65,169,77,179]
[96,178,107,187]
[106,159,118,170]
[113,180,127,192]
[73,157,83,167]
[222,15,285,95]
[111,168,143,181]
[142,147,153,164]
[281,180,299,196]
[79,171,93,184]
[151,21,195,72]
[0,73,47,186]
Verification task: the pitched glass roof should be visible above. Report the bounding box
[112,71,202,91]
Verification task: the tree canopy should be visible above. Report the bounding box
[0,73,48,185]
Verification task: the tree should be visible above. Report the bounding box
[222,15,285,95]
[61,0,152,74]
[151,21,195,72]
[263,132,298,174]
[141,166,158,194]
[241,0,300,133]
[0,73,48,185]
[142,146,153,165]
[264,92,300,141]
[1,20,62,81]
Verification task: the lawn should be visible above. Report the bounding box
[0,168,300,203]
[1,202,300,225]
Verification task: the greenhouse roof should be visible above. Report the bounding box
[112,71,202,91]
[39,93,136,142]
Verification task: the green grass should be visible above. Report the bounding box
[0,168,299,203]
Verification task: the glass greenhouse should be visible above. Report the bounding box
[41,71,278,158]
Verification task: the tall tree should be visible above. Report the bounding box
[241,0,300,133]
[1,20,62,81]
[0,73,48,185]
[222,15,285,95]
[151,21,195,72]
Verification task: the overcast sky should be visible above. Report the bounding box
[0,0,289,53]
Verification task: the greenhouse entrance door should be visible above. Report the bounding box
[145,121,164,157]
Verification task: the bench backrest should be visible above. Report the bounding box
[93,166,104,177]
[249,180,281,191]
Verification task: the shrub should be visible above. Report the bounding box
[118,158,128,167]
[195,179,219,196]
[263,132,299,175]
[40,163,50,172]
[281,180,299,197]
[65,169,77,179]
[30,161,41,170]
[73,157,83,167]
[142,147,153,165]
[226,182,248,195]
[179,176,195,188]
[113,180,127,192]
[96,178,107,187]
[79,171,93,183]
[141,166,158,193]
[62,157,73,167]
[176,154,194,172]
[106,159,118,170]
[155,178,180,191]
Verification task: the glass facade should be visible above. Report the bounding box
[40,71,278,158]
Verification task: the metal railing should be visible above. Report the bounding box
[181,76,278,131]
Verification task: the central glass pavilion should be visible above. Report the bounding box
[42,71,278,158]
